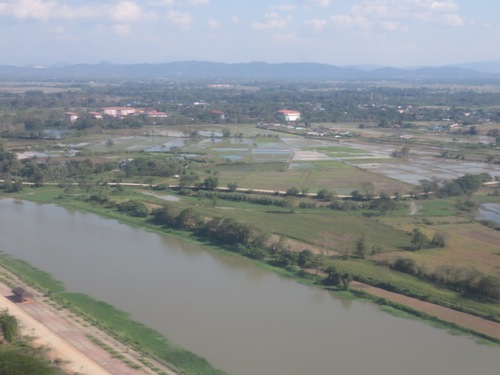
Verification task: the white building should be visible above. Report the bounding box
[64,112,78,123]
[276,109,301,122]
[100,107,141,117]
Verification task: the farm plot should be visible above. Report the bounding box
[354,157,500,185]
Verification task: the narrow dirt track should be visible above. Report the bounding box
[351,281,500,339]
[0,279,178,375]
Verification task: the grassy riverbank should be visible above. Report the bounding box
[2,186,500,346]
[0,254,228,375]
[9,186,500,321]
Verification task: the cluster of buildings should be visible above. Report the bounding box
[64,107,298,125]
[64,107,169,123]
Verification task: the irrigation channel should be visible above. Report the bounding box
[0,198,498,375]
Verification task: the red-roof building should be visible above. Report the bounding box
[147,110,169,118]
[210,110,225,120]
[64,112,78,123]
[277,109,301,122]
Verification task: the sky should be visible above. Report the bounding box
[1,0,500,67]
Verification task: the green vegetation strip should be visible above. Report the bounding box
[351,289,500,346]
[0,255,227,375]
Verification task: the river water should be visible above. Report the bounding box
[0,199,498,375]
[476,203,500,225]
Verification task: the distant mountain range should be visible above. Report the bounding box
[1,60,500,81]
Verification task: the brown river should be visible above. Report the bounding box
[0,198,498,375]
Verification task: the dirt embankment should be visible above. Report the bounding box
[351,281,500,339]
[0,269,178,375]
[286,237,500,340]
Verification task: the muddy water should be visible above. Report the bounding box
[477,203,500,225]
[0,199,498,375]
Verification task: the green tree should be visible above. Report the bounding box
[411,228,430,250]
[322,266,341,286]
[297,249,314,268]
[203,176,219,190]
[179,173,199,187]
[431,233,446,248]
[341,272,353,290]
[316,189,334,201]
[0,351,56,375]
[0,309,19,343]
[117,200,149,217]
[176,208,202,229]
[286,187,300,196]
[355,236,367,259]
[227,182,238,192]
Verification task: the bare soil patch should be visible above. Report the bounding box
[0,267,178,375]
[351,281,500,339]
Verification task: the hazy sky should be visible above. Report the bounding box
[1,0,500,67]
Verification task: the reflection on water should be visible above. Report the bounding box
[476,203,500,224]
[0,199,499,375]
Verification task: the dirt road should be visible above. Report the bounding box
[0,278,178,375]
[351,281,500,339]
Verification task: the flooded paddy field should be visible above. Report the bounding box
[16,126,500,194]
[355,157,500,185]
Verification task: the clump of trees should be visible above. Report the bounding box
[0,309,19,342]
[122,158,185,179]
[322,266,353,290]
[419,173,492,198]
[410,228,446,250]
[388,260,500,301]
[117,200,149,217]
[391,146,410,158]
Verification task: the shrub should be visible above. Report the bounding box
[392,258,418,275]
[117,200,148,217]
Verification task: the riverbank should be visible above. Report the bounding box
[0,254,225,375]
[351,282,500,341]
[0,195,499,375]
[4,190,500,345]
[0,265,169,375]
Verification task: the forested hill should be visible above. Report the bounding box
[1,61,500,81]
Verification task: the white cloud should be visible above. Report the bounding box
[428,1,459,12]
[381,21,401,31]
[302,0,332,11]
[306,18,328,32]
[166,9,192,30]
[231,16,240,25]
[187,0,210,5]
[442,14,464,27]
[350,0,461,21]
[272,4,298,12]
[330,15,369,30]
[0,0,158,22]
[252,13,292,30]
[273,32,301,43]
[11,0,60,20]
[113,24,132,36]
[110,1,144,23]
[148,0,209,6]
[334,0,465,31]
[0,0,99,20]
[208,18,220,29]
[308,0,331,7]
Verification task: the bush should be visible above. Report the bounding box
[0,309,19,342]
[0,351,56,375]
[392,258,418,275]
[117,200,148,217]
